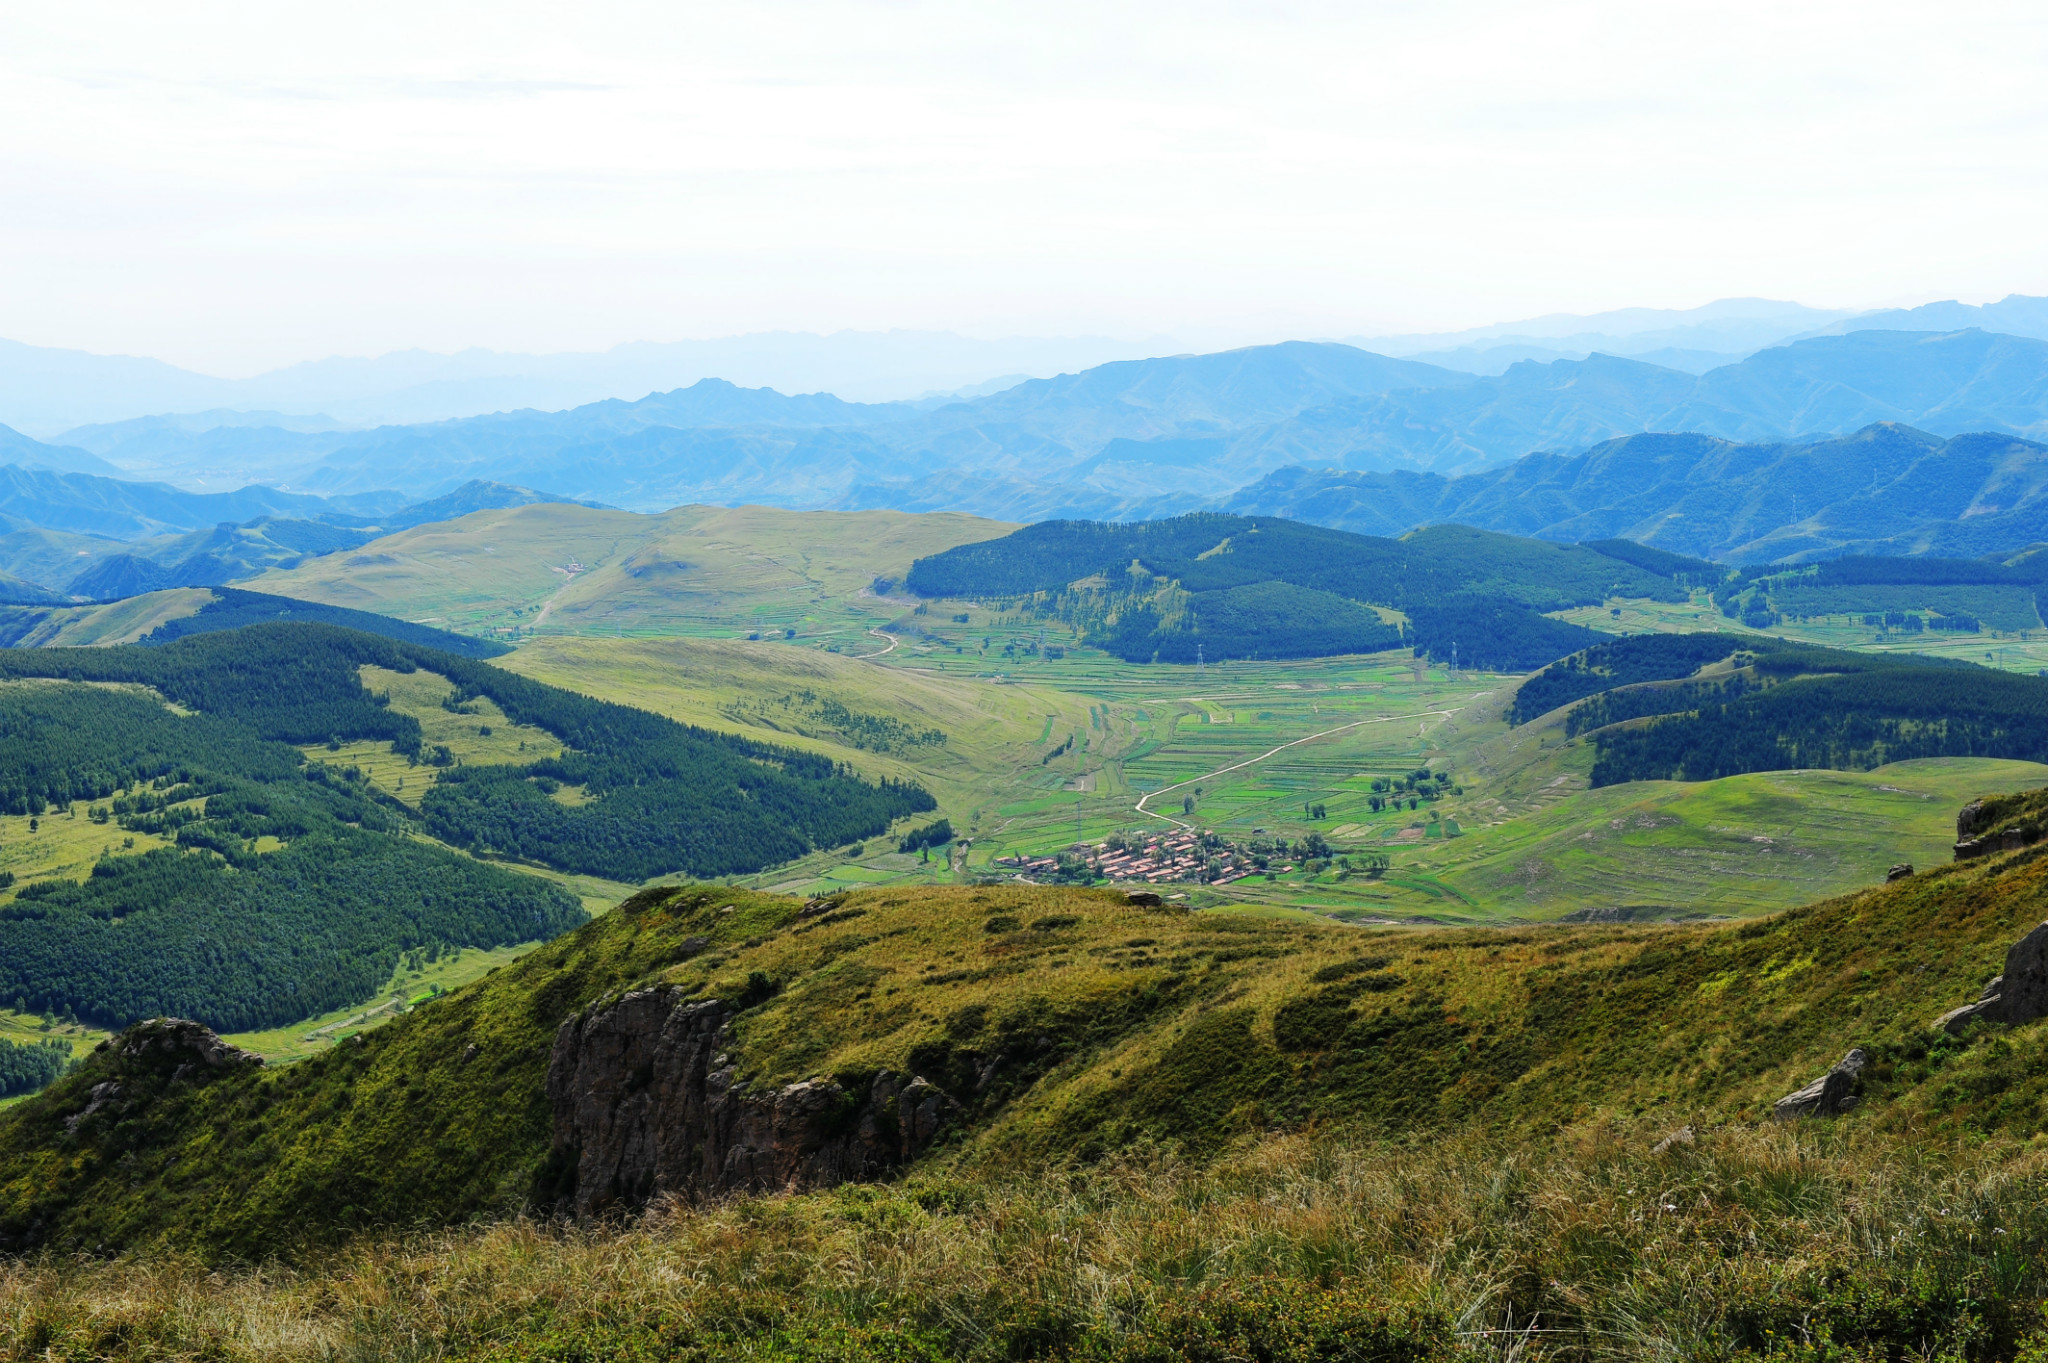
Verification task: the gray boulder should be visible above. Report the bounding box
[1929,920,2048,1033]
[1772,1049,1868,1120]
[1935,975,2006,1036]
[1886,863,1914,882]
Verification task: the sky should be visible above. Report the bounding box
[3,0,2046,376]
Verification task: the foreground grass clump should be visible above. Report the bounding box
[7,1125,2048,1361]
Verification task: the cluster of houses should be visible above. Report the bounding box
[992,830,1271,886]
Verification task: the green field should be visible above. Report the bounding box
[1553,589,2048,673]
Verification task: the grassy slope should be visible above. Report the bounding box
[253,504,1015,644]
[1424,758,2048,918]
[16,824,2048,1260]
[0,588,217,648]
[245,507,2048,923]
[1554,590,2048,675]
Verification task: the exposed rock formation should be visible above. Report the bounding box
[1955,797,2046,861]
[544,986,958,1217]
[1772,1049,1867,1120]
[1886,863,1914,882]
[61,1018,261,1134]
[109,1018,263,1079]
[1931,921,2048,1033]
[1651,1124,1696,1154]
[1934,975,2008,1036]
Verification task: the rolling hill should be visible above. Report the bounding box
[252,502,1017,643]
[10,820,2048,1363]
[0,620,936,1033]
[905,514,1691,669]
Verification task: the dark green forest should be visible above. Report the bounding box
[1507,631,2048,787]
[0,621,935,1029]
[0,1037,70,1098]
[1587,666,2048,785]
[905,515,1674,669]
[0,680,582,1030]
[1509,633,1766,725]
[0,624,933,879]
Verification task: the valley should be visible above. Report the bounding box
[19,16,2048,1352]
[8,498,2048,1079]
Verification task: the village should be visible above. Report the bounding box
[992,828,1277,886]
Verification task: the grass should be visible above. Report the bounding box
[1407,758,2048,921]
[0,804,175,904]
[21,844,2048,1352]
[242,507,2048,926]
[1552,591,2048,675]
[23,830,2048,1264]
[221,943,533,1063]
[302,663,566,809]
[254,504,1015,645]
[9,1124,2048,1361]
[0,588,215,648]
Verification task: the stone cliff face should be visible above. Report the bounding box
[544,986,957,1217]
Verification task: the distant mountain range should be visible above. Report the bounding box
[0,332,1167,436]
[10,326,2041,521]
[1224,425,2048,564]
[7,319,2048,588]
[1350,294,2048,376]
[0,475,591,599]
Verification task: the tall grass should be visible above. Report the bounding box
[6,1121,2047,1361]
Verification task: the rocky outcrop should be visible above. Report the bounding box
[61,1018,262,1134]
[1773,1049,1868,1120]
[1886,863,1914,882]
[108,1018,263,1079]
[1955,798,2046,861]
[544,986,958,1217]
[1930,920,2048,1033]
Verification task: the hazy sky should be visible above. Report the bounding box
[4,0,2046,375]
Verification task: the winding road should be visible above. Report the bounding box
[1132,707,1464,831]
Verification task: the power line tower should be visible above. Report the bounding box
[1196,642,1205,674]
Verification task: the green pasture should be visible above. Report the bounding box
[1553,592,2048,673]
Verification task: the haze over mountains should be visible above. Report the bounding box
[6,300,2048,598]
[0,332,1168,437]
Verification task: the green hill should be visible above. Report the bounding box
[252,501,1015,645]
[905,514,1690,669]
[0,621,934,1035]
[1503,632,2048,788]
[17,789,2048,1357]
[14,801,2048,1262]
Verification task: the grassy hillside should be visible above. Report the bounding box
[17,811,2048,1265]
[254,503,1015,645]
